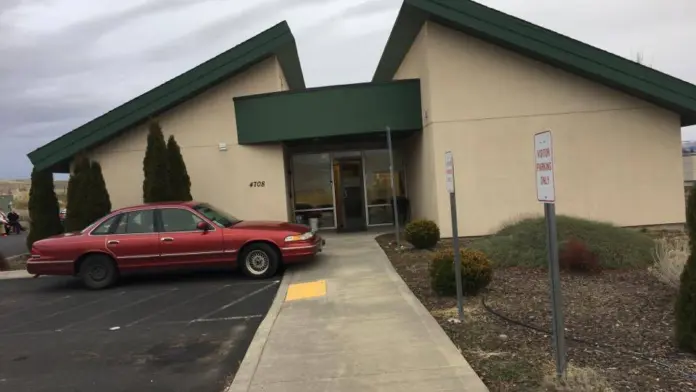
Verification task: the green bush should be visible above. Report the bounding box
[676,187,696,352]
[26,168,64,249]
[143,121,171,203]
[86,161,111,224]
[469,215,654,269]
[166,135,193,201]
[404,219,440,249]
[429,248,493,296]
[65,155,92,232]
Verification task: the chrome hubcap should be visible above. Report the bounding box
[246,250,270,275]
[89,265,107,281]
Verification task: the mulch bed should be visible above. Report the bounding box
[376,234,696,392]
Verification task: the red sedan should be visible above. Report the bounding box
[28,201,324,289]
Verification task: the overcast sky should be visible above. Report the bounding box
[1,0,695,179]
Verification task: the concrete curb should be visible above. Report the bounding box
[377,238,490,391]
[226,269,292,392]
[0,253,32,280]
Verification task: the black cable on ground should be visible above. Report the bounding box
[480,295,696,380]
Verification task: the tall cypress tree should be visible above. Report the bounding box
[167,135,192,201]
[676,186,696,351]
[143,121,170,203]
[65,155,91,232]
[86,161,112,223]
[26,168,64,249]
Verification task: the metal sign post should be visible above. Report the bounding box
[534,130,566,377]
[386,127,400,246]
[445,151,464,321]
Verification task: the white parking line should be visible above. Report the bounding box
[0,291,128,333]
[56,288,178,331]
[188,281,279,324]
[0,295,71,320]
[124,284,232,328]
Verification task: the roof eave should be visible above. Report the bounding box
[28,21,305,172]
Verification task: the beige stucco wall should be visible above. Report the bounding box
[87,56,290,221]
[403,22,685,237]
[393,25,439,223]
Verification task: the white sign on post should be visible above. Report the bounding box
[534,131,555,203]
[445,151,455,193]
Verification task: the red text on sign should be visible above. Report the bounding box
[540,175,550,185]
[537,148,550,159]
[536,162,553,171]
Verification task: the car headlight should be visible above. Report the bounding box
[284,232,314,242]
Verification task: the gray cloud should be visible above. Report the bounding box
[1,0,695,179]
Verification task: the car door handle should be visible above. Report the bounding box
[161,237,174,242]
[107,240,119,245]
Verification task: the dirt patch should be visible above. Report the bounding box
[377,234,696,392]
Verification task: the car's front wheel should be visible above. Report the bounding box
[80,254,118,290]
[240,243,279,279]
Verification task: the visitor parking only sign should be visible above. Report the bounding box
[535,131,555,203]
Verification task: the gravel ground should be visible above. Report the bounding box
[377,234,696,392]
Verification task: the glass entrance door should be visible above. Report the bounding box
[333,156,366,232]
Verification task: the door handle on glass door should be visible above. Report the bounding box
[107,240,119,245]
[161,237,174,242]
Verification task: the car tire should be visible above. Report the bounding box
[80,254,118,290]
[240,243,279,279]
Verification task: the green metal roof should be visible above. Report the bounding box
[28,21,305,172]
[374,0,696,126]
[234,79,422,144]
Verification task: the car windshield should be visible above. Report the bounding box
[193,204,240,228]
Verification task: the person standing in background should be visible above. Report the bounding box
[0,208,8,235]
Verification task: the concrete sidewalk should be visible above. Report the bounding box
[228,232,488,392]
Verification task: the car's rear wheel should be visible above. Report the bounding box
[80,254,118,290]
[240,243,279,279]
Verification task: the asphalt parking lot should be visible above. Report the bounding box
[0,232,28,257]
[0,271,279,392]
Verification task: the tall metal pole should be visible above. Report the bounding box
[545,202,566,377]
[386,126,400,246]
[450,190,464,321]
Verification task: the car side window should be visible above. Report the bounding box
[91,214,122,235]
[160,208,203,232]
[114,210,155,234]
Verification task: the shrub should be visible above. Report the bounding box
[469,215,654,269]
[27,168,64,249]
[86,160,111,224]
[65,155,92,232]
[559,238,601,274]
[542,363,614,391]
[676,187,696,352]
[651,236,688,289]
[167,135,193,201]
[405,219,440,249]
[429,248,493,296]
[143,121,171,203]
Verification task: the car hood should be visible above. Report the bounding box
[233,221,310,233]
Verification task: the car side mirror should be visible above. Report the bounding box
[196,221,211,232]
